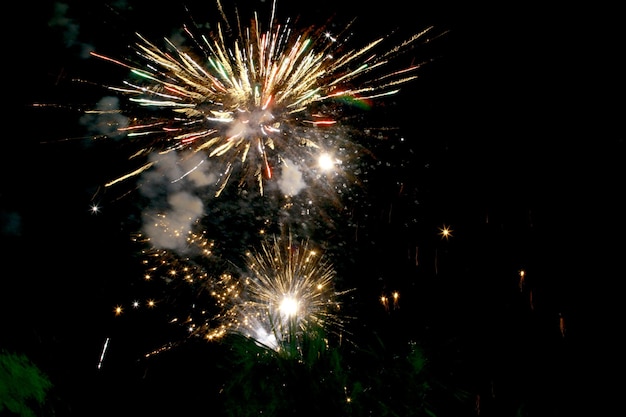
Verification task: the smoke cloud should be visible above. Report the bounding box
[139,151,217,253]
[277,158,306,196]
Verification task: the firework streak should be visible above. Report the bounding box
[90,0,434,196]
[85,1,437,353]
[202,236,351,352]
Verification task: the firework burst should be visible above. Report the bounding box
[130,228,351,356]
[171,234,353,355]
[89,0,434,197]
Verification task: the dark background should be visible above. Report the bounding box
[2,0,623,415]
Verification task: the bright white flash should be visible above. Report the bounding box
[318,153,337,171]
[279,296,299,317]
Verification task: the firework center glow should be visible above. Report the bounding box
[279,296,299,317]
[318,152,339,171]
[227,108,277,139]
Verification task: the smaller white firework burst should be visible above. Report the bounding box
[198,234,351,354]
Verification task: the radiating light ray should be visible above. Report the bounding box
[439,224,453,240]
[53,1,442,365]
[85,0,434,197]
[129,228,353,357]
[138,233,354,356]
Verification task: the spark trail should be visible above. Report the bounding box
[134,229,351,355]
[89,0,435,197]
[199,234,352,354]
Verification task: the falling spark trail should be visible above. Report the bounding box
[97,337,110,369]
[171,159,205,183]
[415,246,419,266]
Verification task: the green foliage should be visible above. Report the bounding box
[0,350,52,417]
[218,327,353,417]
[216,329,456,417]
[346,337,436,417]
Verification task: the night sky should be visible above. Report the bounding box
[2,1,623,416]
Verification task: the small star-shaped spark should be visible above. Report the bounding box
[439,225,453,240]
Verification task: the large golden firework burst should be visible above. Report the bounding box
[91,0,434,196]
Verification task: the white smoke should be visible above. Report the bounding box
[139,151,216,253]
[79,96,129,140]
[142,191,204,252]
[48,2,97,58]
[48,2,80,48]
[277,158,306,196]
